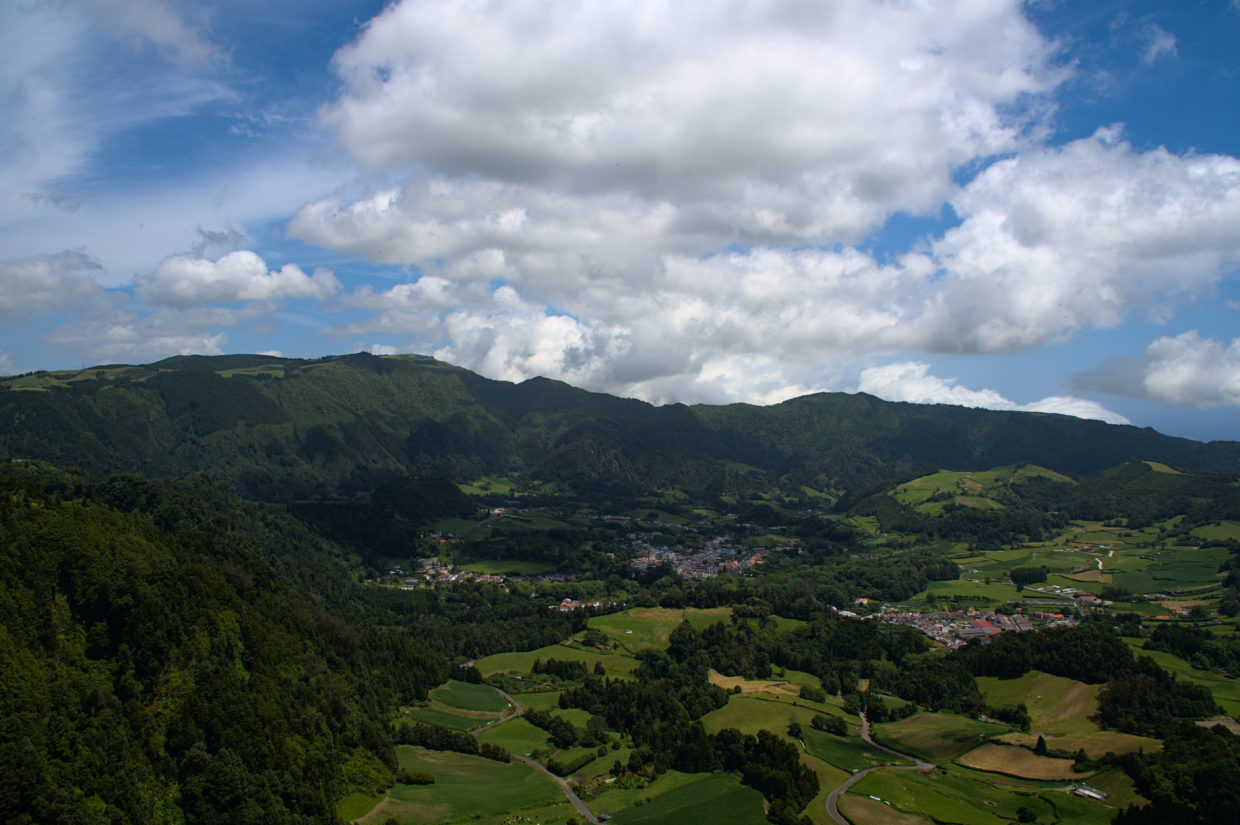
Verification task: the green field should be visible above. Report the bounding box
[701,695,820,737]
[850,764,1115,825]
[606,773,767,825]
[355,746,562,824]
[431,680,511,713]
[802,728,911,772]
[400,706,480,731]
[475,717,549,755]
[1123,640,1240,717]
[461,559,555,575]
[870,713,1008,763]
[476,642,640,679]
[588,606,733,652]
[1110,546,1228,594]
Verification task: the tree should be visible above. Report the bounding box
[1034,735,1048,756]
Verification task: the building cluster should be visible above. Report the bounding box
[874,606,1077,649]
[630,535,773,581]
[374,557,584,589]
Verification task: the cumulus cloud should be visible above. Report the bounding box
[290,1,1240,409]
[918,128,1240,352]
[0,251,108,317]
[1075,332,1240,409]
[138,250,340,308]
[857,361,1130,424]
[311,0,1060,249]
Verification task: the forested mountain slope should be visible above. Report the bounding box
[2,352,1237,504]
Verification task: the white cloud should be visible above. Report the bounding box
[856,361,1130,424]
[922,128,1240,352]
[0,251,108,317]
[138,250,340,308]
[313,0,1060,250]
[0,1,231,226]
[1137,23,1177,66]
[46,314,229,365]
[81,0,221,66]
[0,350,17,375]
[1140,332,1240,408]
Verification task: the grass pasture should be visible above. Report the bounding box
[978,671,1161,757]
[849,765,1115,825]
[701,695,821,738]
[430,680,510,714]
[802,728,911,772]
[871,713,1008,763]
[476,642,639,679]
[461,559,555,576]
[399,706,479,731]
[357,746,562,824]
[838,794,933,825]
[587,606,733,652]
[475,717,548,756]
[1110,545,1228,595]
[1124,642,1240,717]
[605,773,767,825]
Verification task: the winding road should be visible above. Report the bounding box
[823,713,934,825]
[476,688,602,825]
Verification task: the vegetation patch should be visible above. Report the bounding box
[605,773,767,825]
[871,712,1008,763]
[802,728,909,772]
[587,606,732,652]
[361,746,561,825]
[837,794,934,825]
[431,679,511,714]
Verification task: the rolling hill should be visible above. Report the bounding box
[2,352,1238,505]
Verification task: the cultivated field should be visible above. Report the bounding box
[353,746,562,825]
[605,773,767,825]
[956,743,1083,780]
[587,606,733,652]
[870,713,1008,763]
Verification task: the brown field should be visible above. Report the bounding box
[708,671,799,696]
[957,743,1086,781]
[838,794,934,825]
[994,730,1160,758]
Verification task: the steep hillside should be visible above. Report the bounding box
[2,353,1238,504]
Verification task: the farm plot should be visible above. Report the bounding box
[870,713,1008,763]
[605,773,767,825]
[354,746,562,825]
[588,606,733,652]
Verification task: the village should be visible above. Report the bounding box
[872,604,1078,648]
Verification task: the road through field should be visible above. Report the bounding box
[824,713,934,825]
[478,688,602,825]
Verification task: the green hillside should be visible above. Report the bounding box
[3,353,1239,506]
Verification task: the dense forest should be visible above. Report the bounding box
[3,353,1238,507]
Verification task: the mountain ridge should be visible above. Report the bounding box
[2,352,1237,504]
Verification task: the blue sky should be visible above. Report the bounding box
[2,0,1238,442]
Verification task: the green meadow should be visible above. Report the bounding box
[430,680,510,713]
[350,746,562,825]
[848,764,1115,825]
[476,641,640,679]
[605,773,767,825]
[461,559,555,575]
[587,606,733,652]
[870,713,1008,763]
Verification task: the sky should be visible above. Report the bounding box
[2,0,1238,443]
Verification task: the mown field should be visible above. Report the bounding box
[604,773,767,825]
[587,606,734,652]
[350,746,563,825]
[848,765,1116,825]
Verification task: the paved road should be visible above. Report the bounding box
[474,687,602,825]
[823,713,934,825]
